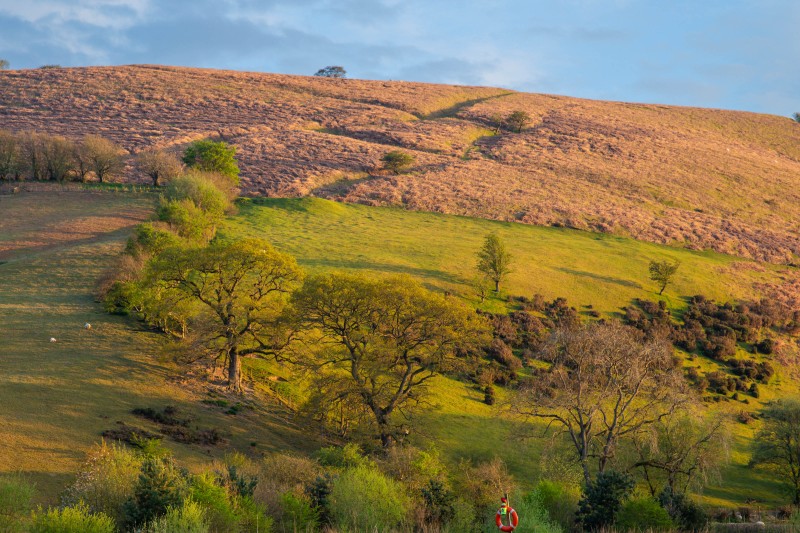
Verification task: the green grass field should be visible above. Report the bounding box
[1,191,796,508]
[222,197,798,507]
[0,191,319,503]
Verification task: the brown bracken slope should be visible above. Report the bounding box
[2,65,799,263]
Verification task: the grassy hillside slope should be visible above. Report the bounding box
[1,65,800,263]
[0,190,319,502]
[1,191,796,507]
[223,197,798,507]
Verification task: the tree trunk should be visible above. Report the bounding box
[494,279,500,292]
[228,351,241,392]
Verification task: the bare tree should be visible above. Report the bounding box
[515,321,689,484]
[0,130,22,180]
[750,399,800,504]
[82,135,125,183]
[42,135,77,182]
[18,131,47,180]
[631,415,728,496]
[136,148,183,186]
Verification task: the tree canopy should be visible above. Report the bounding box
[381,150,415,174]
[143,239,303,391]
[515,321,688,484]
[750,399,800,504]
[648,259,680,295]
[314,66,346,78]
[290,273,489,446]
[477,233,513,292]
[182,140,239,183]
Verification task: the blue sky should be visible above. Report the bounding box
[0,0,797,116]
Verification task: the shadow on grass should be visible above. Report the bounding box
[299,257,464,286]
[556,267,642,289]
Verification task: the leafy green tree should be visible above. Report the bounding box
[314,65,346,78]
[182,140,239,182]
[793,112,800,123]
[477,233,513,292]
[576,470,635,530]
[136,148,183,186]
[750,399,800,504]
[649,259,680,295]
[381,150,415,174]
[515,321,688,484]
[144,239,302,391]
[156,171,233,243]
[505,110,531,133]
[82,135,125,183]
[291,273,489,447]
[0,59,9,70]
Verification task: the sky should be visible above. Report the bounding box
[0,0,797,116]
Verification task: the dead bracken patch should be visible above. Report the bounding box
[2,65,800,263]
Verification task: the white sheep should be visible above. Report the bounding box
[49,337,57,343]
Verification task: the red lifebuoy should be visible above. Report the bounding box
[495,505,519,532]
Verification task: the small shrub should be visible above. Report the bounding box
[30,503,115,533]
[189,473,238,532]
[123,456,189,529]
[305,474,334,526]
[381,150,415,174]
[329,465,409,531]
[280,492,318,531]
[182,140,239,182]
[63,441,142,526]
[615,497,673,531]
[0,474,35,532]
[658,487,708,531]
[142,499,209,533]
[421,480,456,526]
[484,385,496,405]
[576,470,634,530]
[315,443,368,469]
[532,480,579,530]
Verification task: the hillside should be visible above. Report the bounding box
[1,65,800,264]
[1,189,795,508]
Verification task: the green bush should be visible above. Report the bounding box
[126,222,182,257]
[143,500,209,533]
[658,487,708,531]
[182,140,240,182]
[30,503,115,533]
[531,480,578,530]
[189,473,238,532]
[63,441,142,526]
[576,470,634,530]
[0,474,35,532]
[615,497,673,531]
[381,150,415,174]
[315,443,368,469]
[330,465,409,531]
[280,492,318,531]
[123,456,189,529]
[421,479,456,526]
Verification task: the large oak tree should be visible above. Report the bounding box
[291,273,489,447]
[145,238,302,391]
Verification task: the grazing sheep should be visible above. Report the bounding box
[84,323,92,330]
[49,337,57,343]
